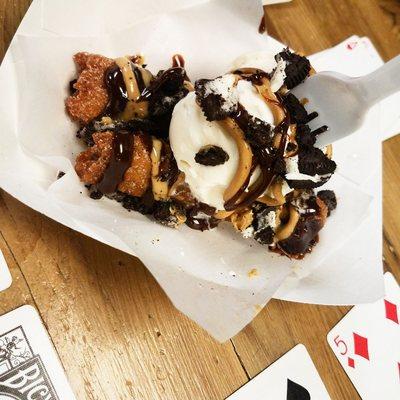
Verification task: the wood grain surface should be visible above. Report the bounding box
[0,1,399,399]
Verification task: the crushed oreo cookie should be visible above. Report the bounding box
[254,226,274,245]
[195,78,237,121]
[282,93,309,125]
[153,201,186,228]
[298,147,336,176]
[121,189,156,215]
[251,203,277,245]
[296,124,316,148]
[195,145,229,166]
[277,48,311,90]
[245,116,274,149]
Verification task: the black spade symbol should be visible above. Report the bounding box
[286,378,311,400]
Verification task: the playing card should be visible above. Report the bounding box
[0,250,12,292]
[327,272,400,399]
[227,344,330,399]
[0,305,76,399]
[262,0,292,4]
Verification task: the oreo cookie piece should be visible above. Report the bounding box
[195,145,229,166]
[121,189,156,215]
[251,203,277,245]
[254,226,274,245]
[296,124,316,148]
[277,48,311,90]
[146,68,189,138]
[153,201,186,228]
[245,116,274,149]
[282,93,309,125]
[298,147,336,176]
[195,78,237,121]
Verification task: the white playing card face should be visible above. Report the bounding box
[327,272,400,400]
[0,305,76,399]
[227,344,331,399]
[0,251,12,292]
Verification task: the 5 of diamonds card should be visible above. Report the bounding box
[327,272,400,399]
[0,305,76,400]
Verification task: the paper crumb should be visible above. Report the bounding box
[247,268,259,278]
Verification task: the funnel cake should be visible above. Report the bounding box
[67,49,337,258]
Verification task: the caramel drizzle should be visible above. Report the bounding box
[151,138,169,201]
[220,74,289,211]
[115,57,150,121]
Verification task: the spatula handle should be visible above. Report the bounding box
[355,54,400,106]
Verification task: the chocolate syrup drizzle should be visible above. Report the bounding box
[96,130,134,194]
[96,55,189,195]
[139,67,186,101]
[224,105,289,211]
[105,65,129,115]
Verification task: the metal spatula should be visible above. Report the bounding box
[290,54,400,148]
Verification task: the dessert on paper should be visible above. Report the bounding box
[67,48,336,259]
[0,0,384,340]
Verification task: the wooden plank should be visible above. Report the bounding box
[0,191,248,399]
[232,2,400,400]
[0,231,34,313]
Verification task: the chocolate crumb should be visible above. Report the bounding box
[195,145,229,166]
[57,171,65,179]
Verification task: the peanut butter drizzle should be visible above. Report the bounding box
[257,178,286,206]
[218,73,288,212]
[219,118,253,202]
[150,138,169,201]
[115,57,149,121]
[275,205,300,241]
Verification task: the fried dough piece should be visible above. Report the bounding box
[118,133,152,197]
[66,52,114,124]
[75,131,114,184]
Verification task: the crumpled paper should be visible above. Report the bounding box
[0,0,388,341]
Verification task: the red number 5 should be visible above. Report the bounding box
[334,335,348,355]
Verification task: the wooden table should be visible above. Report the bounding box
[1,1,399,399]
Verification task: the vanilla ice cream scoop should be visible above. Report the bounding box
[169,73,277,210]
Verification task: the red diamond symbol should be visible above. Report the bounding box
[348,357,355,368]
[385,300,399,324]
[353,333,370,360]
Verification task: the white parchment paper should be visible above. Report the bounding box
[0,0,386,340]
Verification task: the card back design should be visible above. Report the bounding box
[0,305,76,400]
[0,326,59,399]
